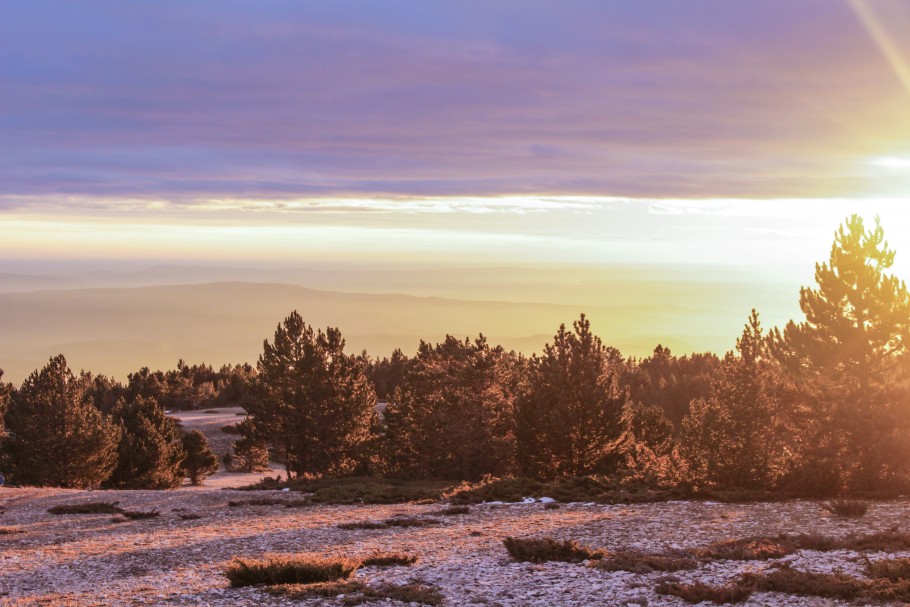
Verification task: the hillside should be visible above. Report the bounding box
[0,280,762,383]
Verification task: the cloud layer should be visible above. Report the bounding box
[3,0,910,206]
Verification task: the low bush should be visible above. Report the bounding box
[692,529,910,561]
[270,581,443,606]
[448,475,683,505]
[434,505,470,516]
[48,502,122,515]
[338,517,439,530]
[120,509,160,520]
[694,536,793,561]
[178,513,202,520]
[227,498,309,508]
[865,557,910,581]
[740,567,865,600]
[224,555,359,587]
[503,537,604,563]
[385,516,440,528]
[338,521,388,530]
[361,552,418,567]
[241,476,451,504]
[821,499,869,518]
[657,581,752,604]
[592,550,697,574]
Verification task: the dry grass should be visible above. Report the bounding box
[656,580,752,604]
[591,550,697,574]
[360,552,418,567]
[48,502,122,515]
[270,580,443,605]
[224,555,359,587]
[821,499,869,518]
[0,527,25,535]
[503,536,605,563]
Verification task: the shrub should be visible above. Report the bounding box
[865,557,910,581]
[224,555,359,587]
[434,505,470,516]
[592,550,697,574]
[694,536,793,561]
[338,521,389,530]
[338,517,439,530]
[48,502,122,515]
[820,499,869,517]
[656,581,752,604]
[361,552,418,567]
[120,509,160,520]
[270,581,443,606]
[503,537,604,563]
[227,498,309,508]
[740,567,864,600]
[241,476,451,504]
[693,530,910,561]
[384,516,440,528]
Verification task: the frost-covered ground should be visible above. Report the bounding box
[1,488,909,606]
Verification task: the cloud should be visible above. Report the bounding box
[1,1,909,205]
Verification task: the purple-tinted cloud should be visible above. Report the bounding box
[1,1,909,203]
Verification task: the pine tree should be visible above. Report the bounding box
[180,429,219,485]
[244,311,376,478]
[0,368,10,439]
[681,311,787,490]
[770,215,910,492]
[1,355,120,488]
[515,315,630,477]
[106,396,185,489]
[383,335,519,480]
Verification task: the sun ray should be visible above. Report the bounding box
[846,0,910,99]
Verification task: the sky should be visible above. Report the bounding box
[2,2,910,296]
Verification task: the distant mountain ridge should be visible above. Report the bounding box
[0,280,740,384]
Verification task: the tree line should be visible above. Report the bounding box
[1,215,908,496]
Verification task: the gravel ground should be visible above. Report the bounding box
[1,488,908,606]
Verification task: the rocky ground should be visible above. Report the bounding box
[2,487,909,607]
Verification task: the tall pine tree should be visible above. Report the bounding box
[2,355,120,488]
[770,215,910,492]
[383,335,520,480]
[244,311,376,478]
[516,315,630,477]
[681,311,787,490]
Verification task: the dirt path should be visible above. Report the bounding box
[170,407,285,490]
